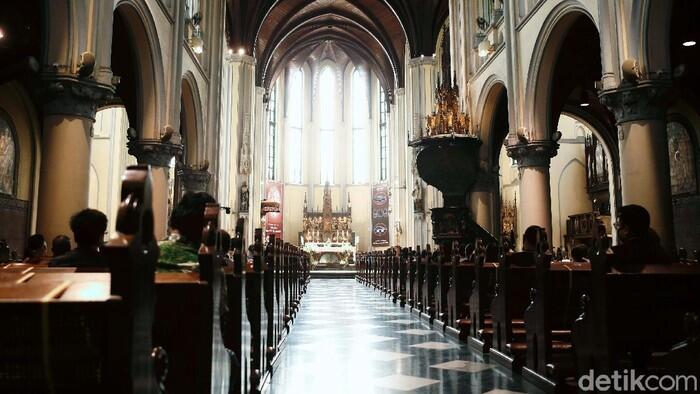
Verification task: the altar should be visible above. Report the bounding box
[299,183,357,269]
[301,242,356,268]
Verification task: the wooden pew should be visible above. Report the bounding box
[391,247,400,303]
[225,218,247,394]
[446,242,475,339]
[573,253,700,383]
[488,252,537,369]
[405,248,416,309]
[152,202,229,394]
[467,258,499,353]
[414,246,426,313]
[0,165,160,394]
[422,245,438,322]
[522,258,591,391]
[398,247,408,307]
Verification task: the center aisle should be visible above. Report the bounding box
[269,279,543,393]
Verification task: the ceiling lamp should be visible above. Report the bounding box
[190,28,204,54]
[682,40,696,47]
[0,28,4,40]
[478,39,493,58]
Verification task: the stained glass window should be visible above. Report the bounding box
[379,86,388,181]
[287,68,303,184]
[0,114,16,195]
[352,68,369,183]
[266,83,277,180]
[667,120,697,196]
[319,66,335,184]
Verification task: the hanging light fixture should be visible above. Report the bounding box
[188,12,204,54]
[190,27,204,54]
[478,38,492,57]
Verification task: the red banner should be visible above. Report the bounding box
[264,181,284,239]
[371,184,390,246]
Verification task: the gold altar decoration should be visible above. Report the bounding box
[425,77,474,137]
[300,183,355,244]
[501,194,517,240]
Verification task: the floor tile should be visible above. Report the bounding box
[268,279,541,394]
[409,341,460,350]
[430,359,494,373]
[385,319,416,324]
[371,374,440,391]
[396,328,435,336]
[366,350,414,361]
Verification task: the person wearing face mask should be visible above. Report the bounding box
[611,204,671,270]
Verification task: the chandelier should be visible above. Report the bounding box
[425,77,474,137]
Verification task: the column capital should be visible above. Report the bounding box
[408,56,437,67]
[177,165,212,193]
[506,140,559,168]
[127,138,183,168]
[598,79,673,124]
[225,53,255,66]
[41,76,114,120]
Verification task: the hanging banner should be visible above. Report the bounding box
[264,181,284,239]
[371,184,390,246]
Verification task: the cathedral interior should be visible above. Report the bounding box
[0,0,699,393]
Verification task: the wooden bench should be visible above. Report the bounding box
[0,165,161,394]
[522,258,591,391]
[573,254,700,382]
[488,252,537,369]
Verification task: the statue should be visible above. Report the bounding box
[239,181,249,213]
[412,178,424,212]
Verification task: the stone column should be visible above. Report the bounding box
[127,139,183,240]
[36,77,113,244]
[599,80,675,251]
[225,54,255,243]
[407,56,436,246]
[470,170,499,235]
[177,166,212,193]
[250,86,266,243]
[506,140,559,243]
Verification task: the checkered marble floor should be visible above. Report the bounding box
[268,279,543,394]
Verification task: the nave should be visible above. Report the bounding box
[271,279,539,394]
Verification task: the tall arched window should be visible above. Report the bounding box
[378,86,388,182]
[0,112,17,196]
[667,120,697,196]
[266,83,278,180]
[352,68,369,183]
[319,66,335,184]
[286,68,303,184]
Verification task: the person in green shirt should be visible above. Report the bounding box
[158,191,216,272]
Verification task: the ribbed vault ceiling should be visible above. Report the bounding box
[226,0,448,92]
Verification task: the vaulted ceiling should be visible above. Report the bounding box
[225,0,448,91]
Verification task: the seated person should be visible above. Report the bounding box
[611,204,671,270]
[50,209,108,268]
[51,235,71,258]
[217,229,233,267]
[521,225,543,252]
[23,234,50,264]
[485,243,499,262]
[511,225,550,267]
[571,244,589,263]
[158,191,216,272]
